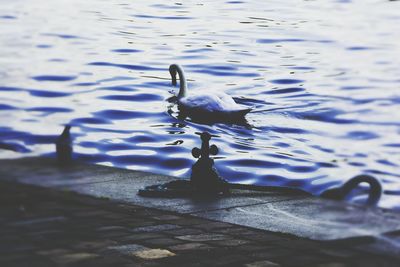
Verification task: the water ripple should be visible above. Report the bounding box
[100,94,163,102]
[28,89,72,98]
[1,0,400,210]
[31,75,77,82]
[92,109,159,120]
[269,79,304,85]
[111,49,142,53]
[265,87,305,94]
[133,14,193,20]
[88,62,164,71]
[0,15,17,19]
[0,104,17,110]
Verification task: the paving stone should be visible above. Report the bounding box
[123,263,160,267]
[347,257,399,267]
[168,242,213,251]
[99,230,129,239]
[125,221,158,228]
[131,224,181,233]
[72,240,118,250]
[203,253,249,266]
[28,229,62,237]
[50,252,99,264]
[0,252,37,263]
[107,244,148,256]
[102,213,134,220]
[11,216,67,226]
[209,238,250,247]
[316,263,348,267]
[2,257,54,267]
[245,260,281,267]
[167,227,205,236]
[74,255,134,266]
[73,210,115,218]
[354,235,400,258]
[96,225,128,232]
[133,249,175,260]
[275,253,330,267]
[240,232,289,243]
[193,221,233,231]
[172,218,207,226]
[120,232,166,243]
[176,233,231,242]
[215,227,258,235]
[132,209,165,217]
[249,247,292,259]
[143,237,184,247]
[152,215,182,221]
[322,236,376,247]
[1,179,399,267]
[0,243,37,253]
[154,253,213,267]
[36,248,72,256]
[319,248,357,258]
[277,239,320,250]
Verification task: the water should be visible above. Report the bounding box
[0,0,399,209]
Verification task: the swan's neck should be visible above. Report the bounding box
[321,174,382,205]
[341,175,382,205]
[171,64,187,99]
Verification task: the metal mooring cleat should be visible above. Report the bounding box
[190,132,229,194]
[138,131,229,197]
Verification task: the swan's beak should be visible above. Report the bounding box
[169,66,177,86]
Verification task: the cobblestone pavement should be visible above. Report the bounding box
[0,181,398,267]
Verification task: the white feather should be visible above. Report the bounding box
[169,64,251,117]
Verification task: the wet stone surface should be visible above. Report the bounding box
[0,181,399,267]
[2,157,400,242]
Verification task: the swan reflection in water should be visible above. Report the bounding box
[167,64,252,126]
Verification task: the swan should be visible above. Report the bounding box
[168,64,251,120]
[321,175,382,205]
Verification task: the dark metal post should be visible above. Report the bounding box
[56,125,72,166]
[190,132,228,194]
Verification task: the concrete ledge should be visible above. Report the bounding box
[1,157,400,245]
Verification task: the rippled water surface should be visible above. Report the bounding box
[1,0,400,209]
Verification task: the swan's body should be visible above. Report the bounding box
[321,175,382,205]
[169,64,251,119]
[180,92,247,114]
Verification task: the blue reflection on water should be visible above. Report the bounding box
[0,0,400,209]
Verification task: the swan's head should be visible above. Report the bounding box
[169,64,187,98]
[169,64,178,86]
